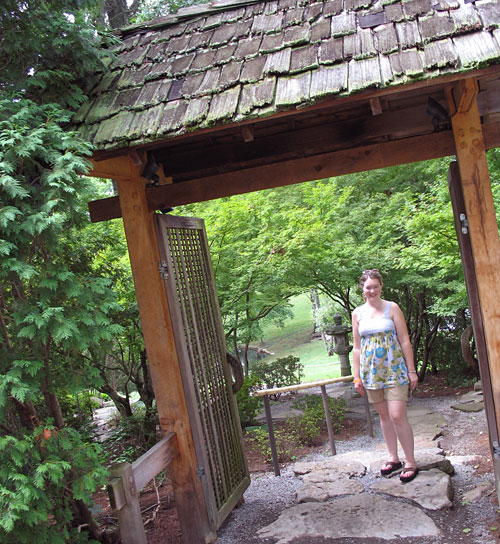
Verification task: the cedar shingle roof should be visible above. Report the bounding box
[75,0,500,153]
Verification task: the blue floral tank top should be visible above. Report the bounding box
[356,302,408,390]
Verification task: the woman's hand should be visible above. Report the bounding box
[408,372,418,391]
[354,379,365,396]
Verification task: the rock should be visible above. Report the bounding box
[451,390,484,412]
[459,390,484,403]
[408,410,447,447]
[257,494,441,543]
[474,380,482,391]
[296,478,364,502]
[369,448,453,476]
[293,454,366,478]
[371,468,453,510]
[462,483,491,503]
[451,401,485,412]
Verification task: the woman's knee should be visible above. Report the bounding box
[388,401,409,425]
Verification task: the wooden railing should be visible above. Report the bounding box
[253,375,373,476]
[107,432,178,544]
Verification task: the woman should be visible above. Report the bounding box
[352,269,419,483]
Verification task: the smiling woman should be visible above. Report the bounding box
[352,269,419,484]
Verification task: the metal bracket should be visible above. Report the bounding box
[196,466,206,478]
[460,213,469,235]
[158,261,168,280]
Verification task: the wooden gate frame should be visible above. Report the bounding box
[117,174,216,544]
[90,75,500,542]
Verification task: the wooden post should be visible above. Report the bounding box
[263,395,281,476]
[108,463,147,544]
[320,385,336,455]
[115,157,215,544]
[447,79,500,494]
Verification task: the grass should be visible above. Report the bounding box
[253,293,345,382]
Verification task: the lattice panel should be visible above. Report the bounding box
[158,217,248,518]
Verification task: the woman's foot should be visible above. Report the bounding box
[380,461,402,476]
[400,466,419,483]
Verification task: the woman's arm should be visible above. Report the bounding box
[390,302,418,388]
[351,309,364,395]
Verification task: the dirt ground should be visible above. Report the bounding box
[94,373,499,543]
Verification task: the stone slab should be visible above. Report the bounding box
[257,494,441,543]
[296,478,364,502]
[371,468,453,510]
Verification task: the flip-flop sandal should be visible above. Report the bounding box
[380,461,402,475]
[400,467,419,483]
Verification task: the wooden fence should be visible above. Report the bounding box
[107,431,178,544]
[253,375,373,476]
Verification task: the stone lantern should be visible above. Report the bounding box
[326,314,353,377]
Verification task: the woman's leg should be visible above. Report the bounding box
[373,400,399,462]
[387,400,416,469]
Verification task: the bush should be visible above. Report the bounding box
[236,375,263,427]
[105,405,158,464]
[288,395,346,446]
[247,427,298,463]
[0,427,107,544]
[251,355,304,398]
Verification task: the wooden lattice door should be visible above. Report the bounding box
[155,214,250,531]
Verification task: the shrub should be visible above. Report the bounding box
[247,427,298,464]
[105,404,159,464]
[251,355,304,398]
[0,427,107,544]
[236,375,263,427]
[288,395,346,446]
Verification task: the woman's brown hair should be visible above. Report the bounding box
[359,268,383,289]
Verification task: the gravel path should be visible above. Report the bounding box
[217,394,499,544]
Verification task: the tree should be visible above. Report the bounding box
[0,1,119,541]
[178,191,299,374]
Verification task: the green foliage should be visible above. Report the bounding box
[235,375,263,427]
[289,395,346,446]
[104,405,159,464]
[0,426,107,543]
[251,356,304,397]
[247,427,297,464]
[0,1,119,541]
[133,0,210,20]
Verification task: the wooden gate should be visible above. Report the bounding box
[155,214,250,530]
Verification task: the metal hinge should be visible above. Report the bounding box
[158,261,168,280]
[459,213,469,235]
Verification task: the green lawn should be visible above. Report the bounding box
[253,293,345,382]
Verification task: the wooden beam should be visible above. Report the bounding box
[447,79,500,470]
[88,122,500,222]
[155,104,434,181]
[116,176,215,544]
[90,150,172,185]
[370,97,383,116]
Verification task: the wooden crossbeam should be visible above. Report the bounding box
[88,122,500,222]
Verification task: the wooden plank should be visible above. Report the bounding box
[155,103,434,181]
[88,121,500,222]
[447,162,499,451]
[116,174,215,544]
[108,463,147,544]
[90,151,172,184]
[132,432,177,491]
[447,79,500,458]
[253,375,353,397]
